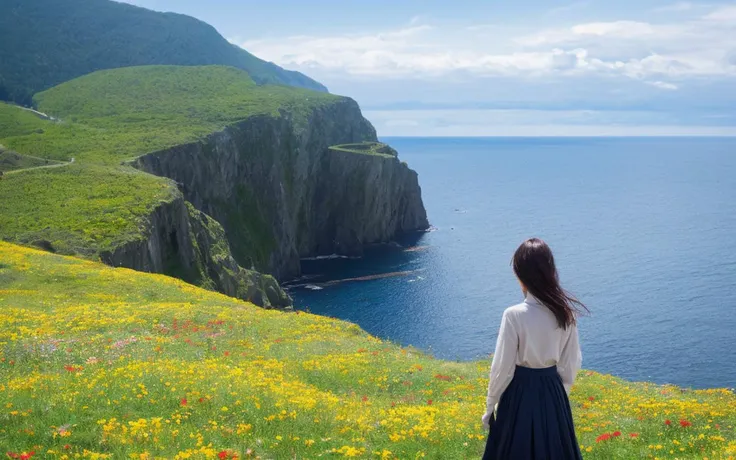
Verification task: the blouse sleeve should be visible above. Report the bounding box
[484,308,519,418]
[558,323,582,395]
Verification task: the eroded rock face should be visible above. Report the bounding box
[132,98,429,280]
[99,196,291,308]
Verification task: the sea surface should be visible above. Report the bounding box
[290,137,736,389]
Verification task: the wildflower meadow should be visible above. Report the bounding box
[0,242,734,459]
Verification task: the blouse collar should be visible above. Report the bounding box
[525,292,542,305]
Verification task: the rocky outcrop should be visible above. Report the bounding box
[99,194,291,308]
[132,97,429,279]
[186,203,291,308]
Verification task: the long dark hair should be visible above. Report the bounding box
[512,238,588,329]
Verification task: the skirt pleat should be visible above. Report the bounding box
[482,366,582,460]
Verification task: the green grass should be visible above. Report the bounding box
[0,164,177,256]
[0,242,734,459]
[0,149,63,172]
[330,142,397,158]
[0,103,55,138]
[3,66,339,165]
[0,0,326,105]
[0,65,343,261]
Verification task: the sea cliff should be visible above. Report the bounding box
[132,98,429,279]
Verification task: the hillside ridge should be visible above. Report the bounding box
[1,241,734,458]
[0,0,326,105]
[0,65,428,305]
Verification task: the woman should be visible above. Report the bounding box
[482,238,587,460]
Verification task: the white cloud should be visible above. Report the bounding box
[241,27,591,78]
[647,80,679,90]
[240,4,736,86]
[703,5,736,21]
[570,21,656,38]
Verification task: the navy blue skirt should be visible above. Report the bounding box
[482,366,582,460]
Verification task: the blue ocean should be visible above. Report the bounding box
[290,137,736,389]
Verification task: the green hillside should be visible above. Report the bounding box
[0,0,326,105]
[0,164,177,256]
[0,66,339,165]
[0,149,63,172]
[1,242,734,458]
[0,65,340,263]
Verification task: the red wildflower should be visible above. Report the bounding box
[63,445,71,450]
[218,452,228,460]
[198,397,205,403]
[434,374,451,381]
[665,419,672,426]
[361,395,368,402]
[427,399,433,405]
[679,419,692,428]
[613,431,621,437]
[224,351,230,357]
[715,424,721,429]
[588,396,595,401]
[629,433,639,438]
[7,452,35,460]
[180,398,188,406]
[596,433,612,442]
[357,348,367,353]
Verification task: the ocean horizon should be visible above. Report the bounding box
[291,136,736,389]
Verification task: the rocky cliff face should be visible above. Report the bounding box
[132,97,429,279]
[99,194,291,308]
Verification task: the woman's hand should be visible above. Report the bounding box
[482,412,493,430]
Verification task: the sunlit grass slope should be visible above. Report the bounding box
[0,149,63,172]
[0,65,340,259]
[0,165,177,256]
[0,242,734,459]
[1,66,339,165]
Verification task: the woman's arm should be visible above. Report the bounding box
[558,323,582,395]
[482,308,519,428]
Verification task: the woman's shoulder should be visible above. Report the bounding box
[503,302,529,318]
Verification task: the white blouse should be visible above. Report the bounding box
[483,293,582,425]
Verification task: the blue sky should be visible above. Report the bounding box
[121,0,736,136]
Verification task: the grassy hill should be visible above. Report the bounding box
[0,0,326,105]
[0,164,177,256]
[1,66,339,165]
[0,242,734,458]
[0,149,63,172]
[0,66,342,258]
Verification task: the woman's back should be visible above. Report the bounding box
[508,296,575,368]
[481,238,584,460]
